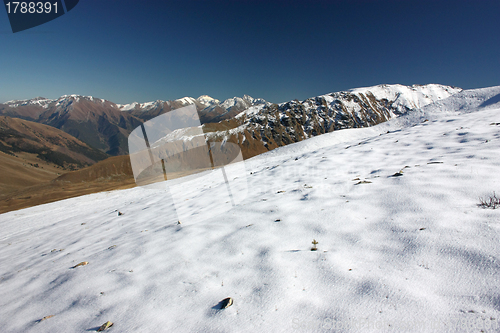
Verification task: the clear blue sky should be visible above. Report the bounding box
[1,0,499,104]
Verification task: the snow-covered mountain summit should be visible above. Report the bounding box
[6,95,115,110]
[349,83,462,114]
[5,96,55,108]
[116,95,266,111]
[116,100,165,112]
[116,94,270,124]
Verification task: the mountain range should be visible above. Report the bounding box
[202,84,461,158]
[0,83,465,213]
[0,94,270,156]
[0,84,460,158]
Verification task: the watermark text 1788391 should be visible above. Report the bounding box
[3,0,79,32]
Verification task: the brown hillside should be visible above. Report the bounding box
[54,155,134,183]
[0,155,136,214]
[0,150,63,195]
[0,103,45,120]
[0,116,109,169]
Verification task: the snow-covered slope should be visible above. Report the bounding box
[350,84,461,113]
[1,87,499,332]
[420,85,500,114]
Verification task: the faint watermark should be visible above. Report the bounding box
[3,0,79,33]
[128,104,247,224]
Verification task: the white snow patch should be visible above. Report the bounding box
[350,84,462,111]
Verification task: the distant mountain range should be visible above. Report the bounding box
[0,96,141,156]
[0,84,461,160]
[0,94,270,156]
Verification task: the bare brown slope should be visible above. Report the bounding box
[0,116,109,169]
[37,97,142,156]
[0,176,136,214]
[0,116,120,213]
[54,155,134,183]
[0,155,136,214]
[0,150,63,195]
[0,103,45,120]
[0,143,259,214]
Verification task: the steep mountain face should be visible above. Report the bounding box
[36,96,142,156]
[201,84,462,159]
[0,116,110,199]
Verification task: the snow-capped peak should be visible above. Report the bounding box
[242,94,267,105]
[4,95,116,110]
[117,102,140,111]
[220,97,244,109]
[112,94,268,115]
[4,97,55,108]
[176,97,197,106]
[116,100,166,111]
[52,95,112,107]
[197,95,220,106]
[219,95,267,111]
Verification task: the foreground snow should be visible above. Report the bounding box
[1,88,500,332]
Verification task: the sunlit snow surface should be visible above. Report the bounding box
[350,84,462,111]
[1,88,500,332]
